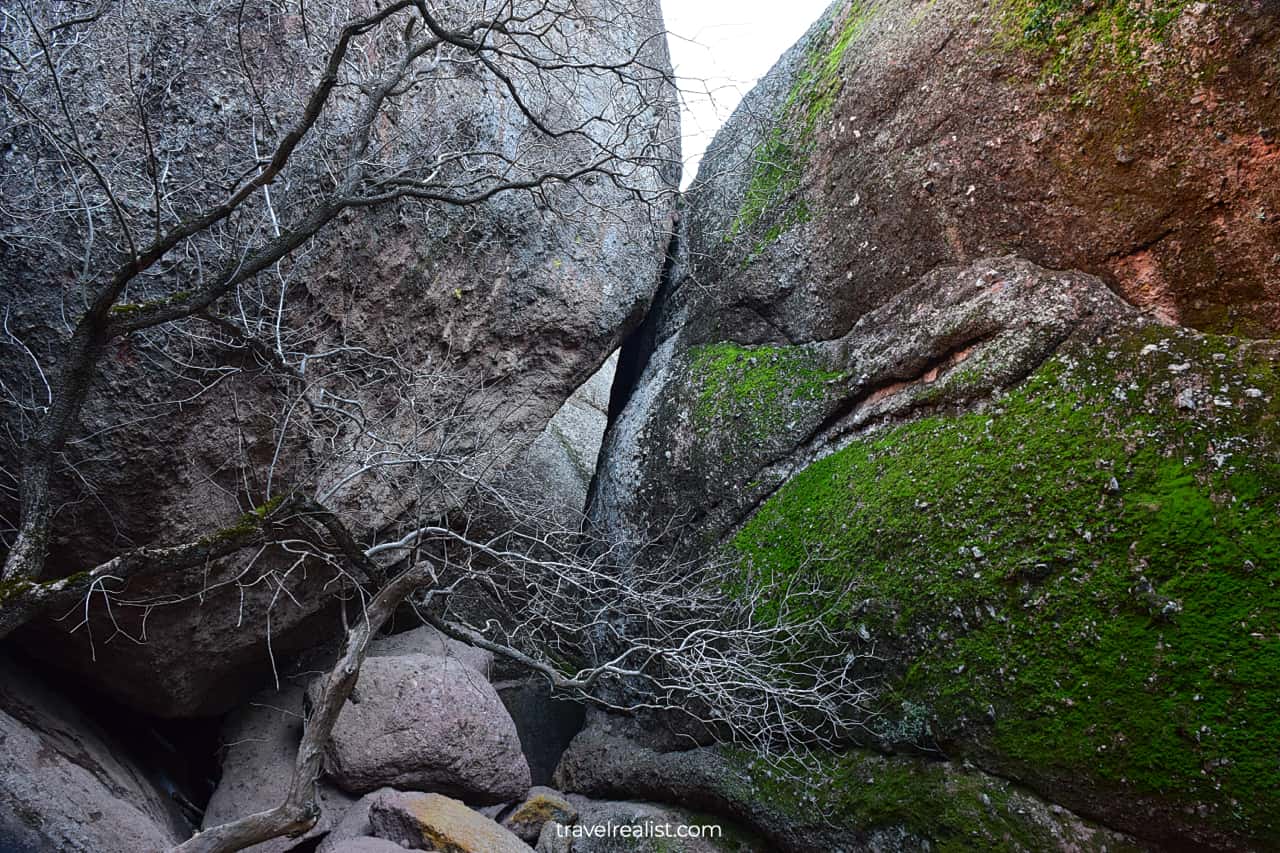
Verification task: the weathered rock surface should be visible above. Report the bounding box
[589,1,1280,848]
[595,255,1138,550]
[1,0,679,719]
[0,655,187,852]
[554,724,1140,853]
[368,624,493,676]
[324,838,409,853]
[201,683,354,852]
[503,786,578,843]
[517,352,619,523]
[367,790,532,853]
[681,0,1280,343]
[314,654,531,802]
[315,787,396,853]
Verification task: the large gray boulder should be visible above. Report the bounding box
[2,0,680,719]
[314,654,531,802]
[201,683,355,852]
[368,624,493,676]
[0,655,187,852]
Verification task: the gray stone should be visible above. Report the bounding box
[367,790,532,853]
[502,786,577,843]
[515,352,618,523]
[369,624,492,676]
[202,683,355,852]
[4,0,680,720]
[325,838,409,853]
[315,788,396,853]
[0,655,187,852]
[315,655,531,802]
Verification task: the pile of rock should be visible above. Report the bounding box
[197,624,759,852]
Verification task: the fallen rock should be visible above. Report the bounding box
[202,683,354,851]
[369,624,492,676]
[368,790,532,853]
[315,654,531,802]
[315,788,396,853]
[503,786,578,843]
[325,838,408,853]
[0,654,187,852]
[4,0,679,720]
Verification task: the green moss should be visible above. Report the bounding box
[109,290,195,317]
[199,495,286,546]
[729,2,878,245]
[0,576,35,604]
[689,342,843,440]
[997,0,1195,103]
[734,326,1280,841]
[726,747,1137,851]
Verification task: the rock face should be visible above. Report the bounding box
[590,0,1280,849]
[517,352,619,523]
[315,654,531,803]
[201,683,355,852]
[0,655,187,852]
[0,0,679,718]
[367,790,532,853]
[553,726,1130,853]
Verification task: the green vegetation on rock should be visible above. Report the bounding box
[726,747,1139,852]
[998,0,1194,103]
[729,1,878,247]
[734,326,1280,842]
[689,342,842,440]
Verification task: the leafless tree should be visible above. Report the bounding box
[0,2,874,850]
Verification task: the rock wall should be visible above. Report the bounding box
[0,0,679,717]
[590,0,1280,848]
[0,654,188,851]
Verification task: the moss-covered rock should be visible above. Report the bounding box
[555,724,1140,852]
[734,324,1280,848]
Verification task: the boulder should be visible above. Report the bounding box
[369,624,492,676]
[202,683,355,851]
[0,655,187,852]
[553,724,1136,853]
[315,788,396,853]
[502,786,578,843]
[315,654,531,802]
[367,790,532,853]
[1,0,679,719]
[589,2,1280,846]
[325,839,408,853]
